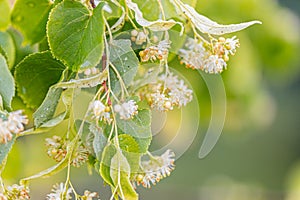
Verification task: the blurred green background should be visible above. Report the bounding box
[2,0,300,199]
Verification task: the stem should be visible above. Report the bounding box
[157,0,166,20]
[109,62,129,99]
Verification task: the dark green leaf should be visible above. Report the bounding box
[11,0,54,44]
[47,0,106,71]
[0,54,15,109]
[15,51,65,109]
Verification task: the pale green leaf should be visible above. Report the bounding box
[110,150,138,200]
[11,0,54,44]
[91,124,107,160]
[126,0,183,33]
[117,109,152,153]
[55,69,108,89]
[0,54,14,109]
[100,143,117,186]
[47,0,106,71]
[14,51,65,109]
[109,39,139,95]
[171,0,261,35]
[0,0,10,30]
[0,135,16,165]
[0,31,16,68]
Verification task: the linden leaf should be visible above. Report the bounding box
[11,0,54,44]
[171,0,262,35]
[0,31,16,68]
[110,150,138,200]
[0,135,16,165]
[100,144,117,186]
[14,51,65,109]
[109,39,139,95]
[0,54,14,109]
[117,109,152,153]
[47,0,106,71]
[55,69,108,89]
[126,0,184,34]
[119,134,141,174]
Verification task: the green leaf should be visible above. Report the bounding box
[0,0,10,30]
[55,69,108,89]
[170,0,261,35]
[126,0,183,33]
[0,54,15,109]
[11,0,54,44]
[119,134,141,174]
[109,39,139,95]
[47,0,106,71]
[6,28,37,65]
[100,143,117,186]
[0,135,16,165]
[15,51,65,109]
[0,31,16,69]
[33,86,63,127]
[117,109,152,153]
[90,124,107,160]
[110,150,139,200]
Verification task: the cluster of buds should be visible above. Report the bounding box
[45,136,89,167]
[1,184,30,200]
[83,67,100,76]
[89,100,112,124]
[130,29,148,45]
[0,110,28,144]
[114,100,138,120]
[140,72,193,112]
[179,36,240,74]
[133,150,175,188]
[139,40,170,62]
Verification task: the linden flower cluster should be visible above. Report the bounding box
[179,36,240,73]
[0,110,28,144]
[0,184,30,200]
[141,72,193,112]
[46,183,98,200]
[114,100,138,120]
[139,40,171,62]
[90,100,112,123]
[134,150,175,188]
[45,136,89,167]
